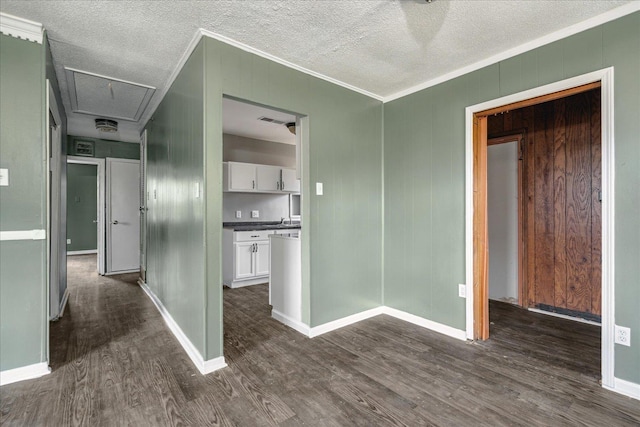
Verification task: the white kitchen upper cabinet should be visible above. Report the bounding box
[281,168,300,193]
[223,162,300,194]
[256,165,281,192]
[224,162,256,191]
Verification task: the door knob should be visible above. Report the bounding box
[112,220,119,225]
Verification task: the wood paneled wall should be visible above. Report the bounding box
[487,89,601,316]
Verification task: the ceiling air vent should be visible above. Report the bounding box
[257,116,287,126]
[95,118,118,133]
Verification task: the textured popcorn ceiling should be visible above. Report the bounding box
[0,1,634,142]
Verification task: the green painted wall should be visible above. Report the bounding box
[67,136,139,159]
[145,36,384,361]
[384,12,640,384]
[203,38,384,359]
[0,34,47,371]
[66,164,98,251]
[145,42,206,355]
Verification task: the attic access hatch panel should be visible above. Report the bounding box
[65,67,155,122]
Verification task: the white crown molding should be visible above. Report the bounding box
[199,29,385,102]
[140,29,204,131]
[0,362,50,386]
[138,279,227,375]
[0,12,43,44]
[383,2,640,103]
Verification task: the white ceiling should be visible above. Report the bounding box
[0,1,635,143]
[223,98,296,145]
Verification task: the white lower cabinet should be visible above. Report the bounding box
[223,229,273,288]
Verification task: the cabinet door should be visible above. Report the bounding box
[229,163,256,191]
[254,240,271,277]
[256,165,281,192]
[234,242,255,279]
[281,168,300,193]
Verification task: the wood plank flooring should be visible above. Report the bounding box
[1,254,638,426]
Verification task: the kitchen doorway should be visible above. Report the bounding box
[221,95,308,335]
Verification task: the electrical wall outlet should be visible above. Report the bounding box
[235,210,242,219]
[66,239,71,245]
[251,210,259,218]
[458,284,466,298]
[615,325,631,346]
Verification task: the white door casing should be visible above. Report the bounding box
[465,67,615,390]
[106,158,140,273]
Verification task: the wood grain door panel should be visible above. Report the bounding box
[487,88,601,317]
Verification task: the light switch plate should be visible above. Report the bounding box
[67,239,71,245]
[316,182,323,195]
[236,210,242,219]
[251,210,259,218]
[0,168,8,186]
[458,284,466,298]
[194,182,200,198]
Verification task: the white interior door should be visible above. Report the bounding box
[107,158,140,273]
[487,141,519,302]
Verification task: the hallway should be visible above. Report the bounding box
[1,255,638,426]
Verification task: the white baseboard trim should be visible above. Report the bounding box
[225,278,268,289]
[381,306,468,341]
[203,356,228,374]
[59,288,70,317]
[138,279,227,375]
[105,269,140,276]
[603,377,640,401]
[67,250,97,255]
[301,305,467,341]
[0,362,50,386]
[308,307,385,338]
[528,307,601,326]
[272,309,310,336]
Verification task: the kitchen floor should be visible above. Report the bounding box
[1,256,638,425]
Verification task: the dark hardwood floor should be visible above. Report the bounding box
[1,254,638,426]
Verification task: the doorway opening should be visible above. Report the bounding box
[66,156,106,276]
[221,95,308,342]
[466,68,615,389]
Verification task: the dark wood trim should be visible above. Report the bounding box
[477,82,601,117]
[473,115,489,340]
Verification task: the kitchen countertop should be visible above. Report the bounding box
[223,221,301,231]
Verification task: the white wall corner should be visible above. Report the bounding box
[603,377,640,401]
[308,307,385,338]
[382,306,468,341]
[0,362,50,386]
[138,279,226,376]
[202,356,227,374]
[272,310,311,336]
[0,13,43,44]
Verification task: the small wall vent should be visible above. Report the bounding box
[257,116,287,125]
